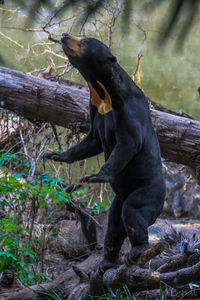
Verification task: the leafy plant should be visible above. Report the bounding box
[88,286,134,299]
[91,201,108,214]
[34,286,62,300]
[0,152,71,285]
[0,151,110,288]
[0,216,35,285]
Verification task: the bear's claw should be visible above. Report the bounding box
[43,152,61,161]
[80,174,113,183]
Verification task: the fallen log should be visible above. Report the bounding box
[2,257,200,300]
[0,267,85,300]
[0,67,89,131]
[0,66,200,182]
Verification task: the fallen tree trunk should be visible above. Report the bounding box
[3,261,200,300]
[0,267,86,300]
[0,67,200,181]
[0,67,90,131]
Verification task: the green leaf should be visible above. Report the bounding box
[13,173,23,178]
[28,273,34,281]
[19,248,35,258]
[43,171,51,175]
[98,202,107,208]
[0,252,17,260]
[17,261,27,268]
[0,160,4,166]
[28,273,35,281]
[36,272,52,281]
[160,285,163,300]
[39,201,46,209]
[1,238,16,247]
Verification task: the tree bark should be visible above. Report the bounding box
[3,261,200,299]
[0,67,90,131]
[0,66,200,181]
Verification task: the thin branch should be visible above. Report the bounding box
[19,129,29,159]
[132,53,143,81]
[0,26,42,32]
[0,31,24,48]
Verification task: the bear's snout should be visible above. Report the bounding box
[60,32,70,44]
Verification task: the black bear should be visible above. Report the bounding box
[44,33,166,270]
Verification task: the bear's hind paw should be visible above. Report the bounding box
[121,245,149,266]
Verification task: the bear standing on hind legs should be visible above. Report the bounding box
[44,33,166,270]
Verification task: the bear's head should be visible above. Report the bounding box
[60,33,138,113]
[60,33,117,83]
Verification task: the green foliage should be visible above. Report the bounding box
[159,284,166,300]
[0,152,71,285]
[0,214,51,285]
[0,152,110,289]
[72,187,109,214]
[91,201,108,214]
[88,286,134,299]
[0,216,35,285]
[35,286,63,300]
[0,152,70,209]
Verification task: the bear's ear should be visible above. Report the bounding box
[110,55,117,63]
[106,53,117,64]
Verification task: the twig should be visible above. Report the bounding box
[19,129,29,159]
[0,31,24,48]
[67,198,103,229]
[132,53,143,81]
[51,124,62,150]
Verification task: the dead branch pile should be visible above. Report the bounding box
[1,204,200,300]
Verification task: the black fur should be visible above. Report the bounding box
[44,34,166,269]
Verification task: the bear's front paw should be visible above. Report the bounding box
[43,151,74,163]
[80,174,99,183]
[80,173,113,183]
[43,152,62,162]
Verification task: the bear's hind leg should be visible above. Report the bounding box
[121,205,149,265]
[121,186,164,265]
[98,196,127,273]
